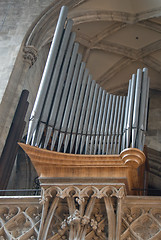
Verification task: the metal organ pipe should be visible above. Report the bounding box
[26,6,68,145]
[26,6,150,155]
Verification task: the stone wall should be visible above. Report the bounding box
[0,0,53,103]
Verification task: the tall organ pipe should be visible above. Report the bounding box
[26,6,150,155]
[26,6,68,144]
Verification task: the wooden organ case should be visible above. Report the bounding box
[20,6,149,196]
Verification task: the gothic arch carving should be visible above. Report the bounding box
[23,1,161,51]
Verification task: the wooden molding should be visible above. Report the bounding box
[120,148,145,168]
[19,143,146,194]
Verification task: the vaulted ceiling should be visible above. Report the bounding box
[65,0,161,94]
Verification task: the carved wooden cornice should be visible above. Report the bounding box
[19,143,145,195]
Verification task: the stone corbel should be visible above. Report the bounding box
[23,46,38,68]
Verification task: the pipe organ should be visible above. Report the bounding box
[26,6,149,156]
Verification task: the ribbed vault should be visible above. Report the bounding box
[23,0,161,94]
